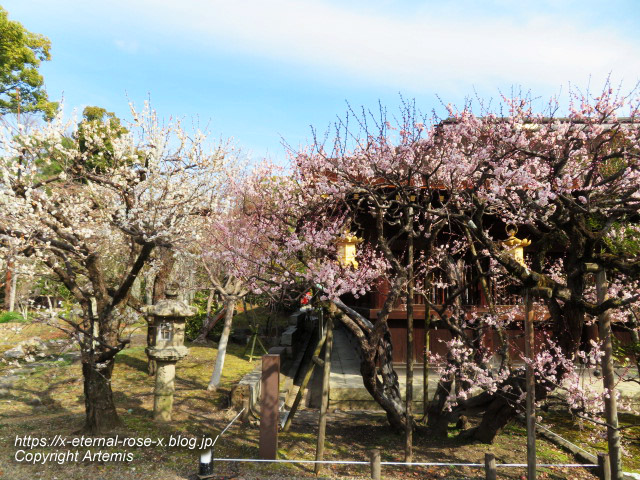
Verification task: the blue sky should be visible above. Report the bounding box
[4,0,640,163]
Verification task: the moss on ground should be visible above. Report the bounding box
[540,410,640,473]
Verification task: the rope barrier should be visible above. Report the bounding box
[213,408,245,449]
[213,458,369,465]
[199,408,245,477]
[208,457,598,468]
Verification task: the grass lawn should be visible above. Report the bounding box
[0,319,633,479]
[0,324,265,480]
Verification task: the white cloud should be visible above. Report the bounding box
[11,0,640,92]
[108,0,640,92]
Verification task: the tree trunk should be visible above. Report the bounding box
[144,271,154,305]
[82,359,120,434]
[152,249,176,303]
[471,395,517,443]
[8,266,17,311]
[360,328,406,431]
[207,298,236,391]
[327,300,407,431]
[315,314,333,475]
[194,290,223,344]
[454,272,586,444]
[206,288,214,319]
[4,257,13,311]
[463,226,511,368]
[427,372,454,437]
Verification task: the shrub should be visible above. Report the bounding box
[0,311,25,323]
[184,290,224,341]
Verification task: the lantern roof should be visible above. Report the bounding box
[502,225,531,249]
[336,231,363,245]
[144,288,197,318]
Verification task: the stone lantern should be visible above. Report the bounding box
[336,231,363,269]
[145,286,196,421]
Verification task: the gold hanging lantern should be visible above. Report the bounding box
[336,231,363,269]
[502,224,531,267]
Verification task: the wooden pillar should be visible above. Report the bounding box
[484,453,496,480]
[259,354,280,460]
[314,315,333,475]
[598,452,611,480]
[524,289,536,480]
[370,449,381,480]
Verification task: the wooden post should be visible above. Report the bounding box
[245,330,258,362]
[405,225,414,463]
[318,307,325,340]
[524,289,536,480]
[259,354,280,460]
[370,448,381,480]
[422,307,430,420]
[484,453,497,480]
[596,270,622,480]
[314,315,333,475]
[598,452,611,480]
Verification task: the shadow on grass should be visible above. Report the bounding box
[115,350,150,373]
[2,378,76,417]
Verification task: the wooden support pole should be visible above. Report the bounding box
[596,271,622,480]
[4,257,14,311]
[318,308,325,340]
[484,453,497,480]
[245,333,257,362]
[524,289,536,480]
[282,333,327,431]
[423,307,430,419]
[598,452,611,480]
[259,354,280,460]
[405,228,414,463]
[314,315,333,475]
[370,449,381,480]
